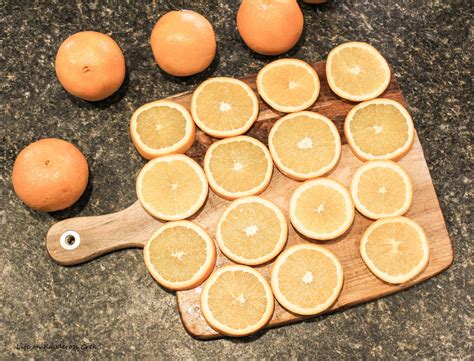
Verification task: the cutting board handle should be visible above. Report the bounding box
[46,201,162,266]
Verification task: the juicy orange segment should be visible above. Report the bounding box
[191,77,259,138]
[200,265,274,336]
[144,221,216,290]
[269,111,341,180]
[136,154,208,220]
[271,244,343,315]
[360,216,429,284]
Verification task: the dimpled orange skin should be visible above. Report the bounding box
[55,31,125,101]
[237,0,304,55]
[12,139,89,212]
[150,10,216,76]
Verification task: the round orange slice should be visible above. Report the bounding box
[326,42,391,102]
[271,244,343,315]
[216,196,288,265]
[344,98,415,161]
[200,265,274,336]
[360,216,429,284]
[136,154,208,220]
[256,58,320,113]
[144,221,216,291]
[351,160,413,219]
[289,178,354,240]
[191,77,259,138]
[204,136,273,199]
[268,111,341,180]
[130,100,195,159]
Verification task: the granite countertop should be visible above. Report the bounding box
[2,1,472,359]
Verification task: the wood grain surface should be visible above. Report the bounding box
[46,61,453,339]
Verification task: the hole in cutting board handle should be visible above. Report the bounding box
[59,231,81,250]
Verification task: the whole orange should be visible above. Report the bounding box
[12,139,89,212]
[150,10,216,76]
[55,31,125,101]
[237,0,304,55]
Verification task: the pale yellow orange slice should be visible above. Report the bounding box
[360,216,429,284]
[268,111,341,180]
[130,100,195,160]
[271,244,343,315]
[344,98,415,161]
[351,160,413,219]
[289,178,354,240]
[216,196,288,265]
[256,59,320,113]
[191,77,259,138]
[326,42,391,102]
[144,221,216,291]
[200,265,274,336]
[136,154,208,220]
[204,136,273,199]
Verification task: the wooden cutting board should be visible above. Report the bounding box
[46,61,453,339]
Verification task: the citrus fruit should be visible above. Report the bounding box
[216,196,288,265]
[130,100,195,160]
[143,221,216,291]
[326,42,391,102]
[256,59,320,113]
[12,138,88,212]
[271,244,343,315]
[55,31,125,101]
[351,160,413,219]
[344,98,415,161]
[190,77,259,138]
[268,111,341,180]
[203,136,273,200]
[150,10,216,76]
[289,178,354,240]
[360,216,429,284]
[200,265,274,336]
[136,154,208,220]
[237,0,303,55]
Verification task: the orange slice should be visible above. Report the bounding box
[130,100,195,159]
[289,178,354,240]
[143,221,216,291]
[326,42,391,101]
[268,111,341,180]
[344,98,415,161]
[204,136,273,199]
[256,58,320,113]
[360,216,429,284]
[191,77,259,138]
[216,196,288,265]
[136,154,208,220]
[200,265,274,336]
[351,160,413,219]
[271,244,343,315]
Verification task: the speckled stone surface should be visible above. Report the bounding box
[2,0,472,359]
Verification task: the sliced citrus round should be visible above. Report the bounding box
[326,42,391,101]
[351,160,413,219]
[256,58,320,113]
[360,216,429,284]
[200,265,274,336]
[144,221,216,291]
[204,136,273,199]
[130,100,195,160]
[289,178,354,240]
[268,111,341,180]
[136,154,208,220]
[344,98,415,161]
[271,244,343,315]
[191,77,259,138]
[216,196,288,265]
